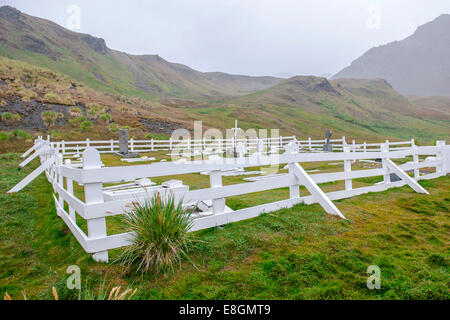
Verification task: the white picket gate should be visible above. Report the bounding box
[8,136,449,263]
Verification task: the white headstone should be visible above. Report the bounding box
[284,141,299,154]
[236,142,247,157]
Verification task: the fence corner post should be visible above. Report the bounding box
[83,147,108,263]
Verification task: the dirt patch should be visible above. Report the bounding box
[139,117,185,134]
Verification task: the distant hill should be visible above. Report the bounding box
[218,76,450,141]
[0,6,448,143]
[333,14,450,96]
[0,6,280,100]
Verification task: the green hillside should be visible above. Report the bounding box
[182,76,449,142]
[0,5,448,144]
[0,6,280,100]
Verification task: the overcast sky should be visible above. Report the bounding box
[3,0,450,77]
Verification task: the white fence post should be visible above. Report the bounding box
[436,141,446,176]
[363,141,367,153]
[86,138,90,148]
[169,138,173,150]
[352,139,356,152]
[83,148,108,262]
[381,143,390,185]
[65,159,76,222]
[61,140,65,155]
[308,137,312,151]
[57,154,64,211]
[110,139,114,152]
[210,170,225,214]
[412,145,420,180]
[130,138,134,153]
[288,162,300,198]
[151,139,154,151]
[344,147,352,190]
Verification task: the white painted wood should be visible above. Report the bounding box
[9,136,448,258]
[19,142,48,168]
[209,170,225,214]
[291,163,345,219]
[57,154,64,211]
[412,146,420,180]
[381,144,390,185]
[288,163,300,199]
[60,149,417,184]
[191,197,304,231]
[344,147,352,190]
[8,155,56,193]
[385,159,429,194]
[436,141,446,175]
[21,140,43,159]
[83,148,108,262]
[53,194,89,251]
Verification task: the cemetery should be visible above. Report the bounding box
[8,123,449,263]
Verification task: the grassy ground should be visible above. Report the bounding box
[0,153,448,299]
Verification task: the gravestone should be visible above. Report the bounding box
[284,141,299,154]
[257,139,265,154]
[236,142,247,158]
[118,129,128,155]
[117,129,140,158]
[322,129,333,152]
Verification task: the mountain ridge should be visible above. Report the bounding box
[0,5,280,100]
[332,14,450,96]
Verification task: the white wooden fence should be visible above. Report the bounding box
[9,136,448,263]
[46,136,416,156]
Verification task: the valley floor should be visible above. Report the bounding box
[0,153,448,300]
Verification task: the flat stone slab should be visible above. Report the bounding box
[121,156,156,163]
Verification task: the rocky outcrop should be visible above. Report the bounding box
[82,35,108,55]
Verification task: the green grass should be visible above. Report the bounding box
[0,153,448,299]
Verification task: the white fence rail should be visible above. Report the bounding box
[47,136,416,156]
[9,136,448,263]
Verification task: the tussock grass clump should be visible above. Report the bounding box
[41,110,57,126]
[117,194,195,274]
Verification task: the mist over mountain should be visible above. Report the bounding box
[333,14,450,96]
[0,5,448,143]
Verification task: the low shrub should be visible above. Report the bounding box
[44,92,60,103]
[1,112,13,121]
[41,110,57,126]
[80,120,93,131]
[109,122,118,133]
[10,129,31,140]
[0,131,10,141]
[69,106,82,117]
[100,113,111,122]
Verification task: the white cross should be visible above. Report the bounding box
[231,119,241,140]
